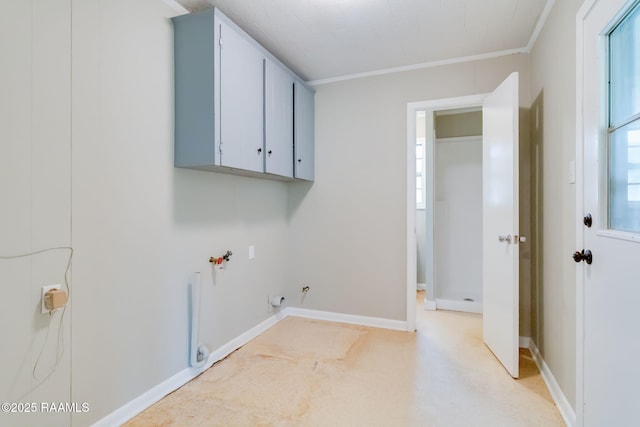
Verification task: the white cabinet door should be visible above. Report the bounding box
[218,19,264,173]
[482,72,519,378]
[264,59,293,178]
[294,81,314,181]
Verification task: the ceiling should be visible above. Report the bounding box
[176,0,552,84]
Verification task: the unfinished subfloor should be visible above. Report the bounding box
[126,293,564,426]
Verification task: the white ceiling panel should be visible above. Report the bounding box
[176,0,551,83]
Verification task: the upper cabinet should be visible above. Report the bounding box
[217,18,264,173]
[294,81,315,181]
[172,8,314,181]
[264,59,294,178]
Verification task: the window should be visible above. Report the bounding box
[416,111,426,209]
[608,3,640,232]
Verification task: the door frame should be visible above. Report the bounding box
[575,3,589,423]
[406,93,488,331]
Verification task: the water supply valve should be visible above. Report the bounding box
[209,250,232,270]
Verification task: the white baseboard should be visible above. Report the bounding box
[417,282,427,291]
[423,300,437,311]
[284,307,407,331]
[91,312,286,427]
[435,298,483,314]
[519,336,530,349]
[528,340,576,427]
[90,366,196,427]
[206,311,285,365]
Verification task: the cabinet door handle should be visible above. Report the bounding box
[257,148,262,154]
[297,158,302,162]
[268,150,272,156]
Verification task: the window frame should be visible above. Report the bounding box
[606,2,640,233]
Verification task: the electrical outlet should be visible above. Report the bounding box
[41,284,61,314]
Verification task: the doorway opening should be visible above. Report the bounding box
[406,94,487,331]
[430,108,483,313]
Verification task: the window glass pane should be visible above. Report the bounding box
[416,159,423,173]
[629,130,640,146]
[629,184,640,202]
[609,121,640,232]
[416,177,422,190]
[417,191,423,206]
[609,3,640,126]
[628,168,640,184]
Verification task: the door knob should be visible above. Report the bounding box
[573,249,593,265]
[583,213,592,228]
[498,234,512,244]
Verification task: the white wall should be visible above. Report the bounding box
[0,1,72,426]
[530,0,585,410]
[435,138,483,301]
[287,55,530,321]
[69,0,289,424]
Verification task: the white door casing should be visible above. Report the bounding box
[482,72,520,378]
[578,0,640,425]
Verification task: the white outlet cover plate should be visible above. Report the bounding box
[41,284,61,314]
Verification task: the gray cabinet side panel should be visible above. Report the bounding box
[173,10,215,167]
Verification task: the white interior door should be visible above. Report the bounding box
[482,72,519,378]
[580,1,640,424]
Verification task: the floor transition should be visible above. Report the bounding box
[125,293,564,426]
